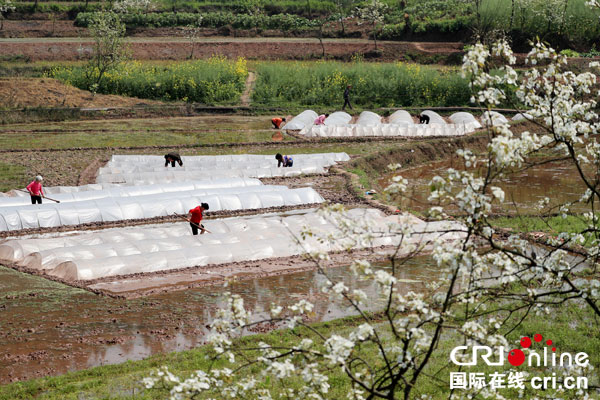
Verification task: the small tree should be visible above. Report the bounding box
[85,11,127,92]
[0,0,15,31]
[333,0,354,35]
[112,0,156,14]
[354,0,388,51]
[182,18,203,60]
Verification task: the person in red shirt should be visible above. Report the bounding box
[188,202,209,235]
[26,175,44,204]
[271,117,286,129]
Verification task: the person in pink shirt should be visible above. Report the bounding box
[26,175,44,204]
[314,113,329,125]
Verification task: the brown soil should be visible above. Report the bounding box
[88,247,396,298]
[0,78,160,109]
[240,71,256,107]
[0,37,464,61]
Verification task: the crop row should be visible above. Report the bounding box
[50,57,248,104]
[50,59,499,108]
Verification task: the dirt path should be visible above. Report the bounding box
[240,71,256,107]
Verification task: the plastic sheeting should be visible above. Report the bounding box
[0,208,465,280]
[449,112,483,129]
[302,124,472,138]
[324,111,352,126]
[97,165,325,184]
[389,110,414,125]
[421,110,446,125]
[296,110,497,137]
[282,110,318,131]
[482,111,509,126]
[99,153,349,176]
[0,178,262,207]
[512,113,533,121]
[0,187,324,231]
[356,111,382,126]
[96,153,350,184]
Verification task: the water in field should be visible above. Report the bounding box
[380,159,591,214]
[0,256,436,383]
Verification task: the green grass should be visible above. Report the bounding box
[490,215,589,236]
[50,57,248,104]
[0,163,28,192]
[252,61,471,109]
[1,300,598,399]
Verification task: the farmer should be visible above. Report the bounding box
[419,114,430,124]
[314,113,329,125]
[26,175,44,205]
[342,85,353,111]
[188,202,209,235]
[275,153,293,168]
[271,117,286,129]
[164,153,183,167]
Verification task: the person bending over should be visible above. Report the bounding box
[26,175,44,204]
[271,117,286,129]
[314,113,329,125]
[188,202,209,235]
[419,114,430,124]
[165,153,183,167]
[275,153,293,168]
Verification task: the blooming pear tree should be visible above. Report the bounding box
[144,3,600,398]
[354,0,388,51]
[85,11,128,92]
[0,0,15,31]
[112,0,156,14]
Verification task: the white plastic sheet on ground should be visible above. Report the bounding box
[0,186,324,231]
[389,110,415,126]
[356,111,382,126]
[0,178,262,207]
[282,110,318,131]
[96,153,349,184]
[296,109,496,138]
[481,111,509,126]
[99,153,349,176]
[449,112,483,129]
[512,112,533,121]
[324,111,352,126]
[421,110,446,125]
[302,124,470,138]
[0,208,465,281]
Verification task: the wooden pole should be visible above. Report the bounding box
[16,189,61,203]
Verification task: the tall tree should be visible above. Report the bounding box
[85,11,128,92]
[354,0,388,50]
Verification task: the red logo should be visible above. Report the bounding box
[508,333,556,366]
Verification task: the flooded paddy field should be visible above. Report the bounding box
[0,255,435,383]
[382,158,589,214]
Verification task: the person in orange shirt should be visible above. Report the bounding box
[271,117,286,129]
[187,202,209,235]
[26,175,44,204]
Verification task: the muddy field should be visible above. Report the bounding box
[0,253,434,383]
[0,37,463,61]
[0,111,491,383]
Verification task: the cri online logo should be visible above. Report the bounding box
[508,333,553,366]
[450,332,590,368]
